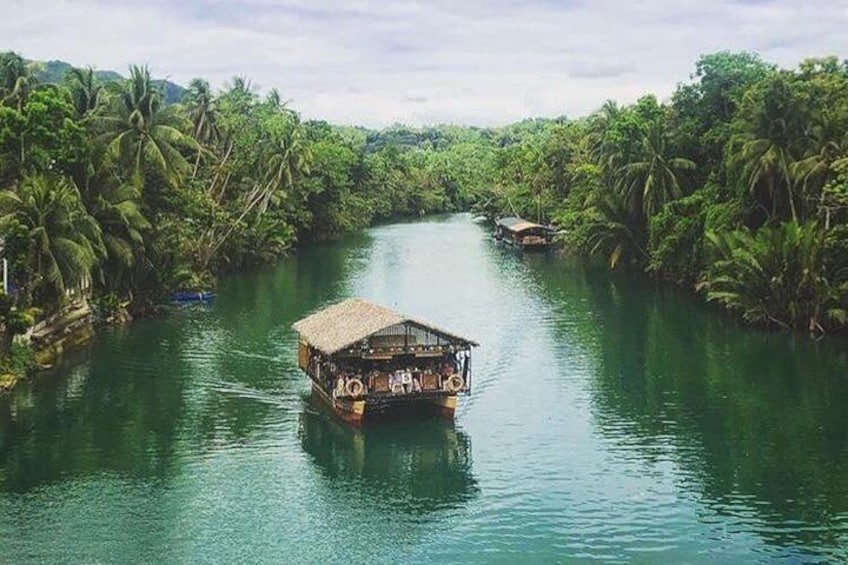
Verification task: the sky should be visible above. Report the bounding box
[3,0,847,127]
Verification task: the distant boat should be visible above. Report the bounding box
[292,298,478,425]
[169,290,216,303]
[493,216,555,250]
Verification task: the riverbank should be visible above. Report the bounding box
[0,343,34,393]
[0,371,19,392]
[0,298,135,394]
[2,211,842,397]
[0,207,452,394]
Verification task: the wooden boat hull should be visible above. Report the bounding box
[515,241,551,251]
[312,382,365,425]
[430,394,458,418]
[311,382,457,426]
[494,234,552,251]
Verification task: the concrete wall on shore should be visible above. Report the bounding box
[2,298,133,393]
[27,300,95,367]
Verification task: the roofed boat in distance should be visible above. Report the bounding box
[292,298,478,425]
[493,216,555,249]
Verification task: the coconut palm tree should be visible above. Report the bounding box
[98,65,197,185]
[265,88,293,113]
[734,134,798,222]
[583,190,650,269]
[0,175,104,305]
[730,75,807,222]
[244,116,312,217]
[196,116,313,269]
[790,115,848,225]
[587,100,622,171]
[183,78,221,176]
[618,117,696,218]
[79,161,150,292]
[220,76,257,117]
[184,79,220,143]
[67,66,103,118]
[0,52,33,111]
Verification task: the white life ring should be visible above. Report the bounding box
[444,374,464,393]
[346,378,365,398]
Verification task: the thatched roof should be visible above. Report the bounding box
[496,216,552,233]
[292,298,477,355]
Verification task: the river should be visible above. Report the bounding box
[1,214,847,563]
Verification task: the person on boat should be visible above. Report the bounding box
[333,376,345,399]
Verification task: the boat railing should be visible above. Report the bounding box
[326,368,469,400]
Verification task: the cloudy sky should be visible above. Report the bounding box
[3,0,847,127]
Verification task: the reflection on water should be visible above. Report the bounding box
[1,214,848,563]
[0,322,188,493]
[298,395,478,516]
[524,253,848,561]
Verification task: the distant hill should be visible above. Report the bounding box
[27,58,187,104]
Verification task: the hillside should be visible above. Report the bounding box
[27,58,186,104]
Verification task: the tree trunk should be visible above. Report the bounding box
[192,150,201,179]
[0,328,10,358]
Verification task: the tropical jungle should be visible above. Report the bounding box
[1,50,847,381]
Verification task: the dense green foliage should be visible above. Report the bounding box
[1,49,847,336]
[473,53,848,334]
[0,51,488,327]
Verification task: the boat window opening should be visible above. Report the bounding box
[308,349,469,397]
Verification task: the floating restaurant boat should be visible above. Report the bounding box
[292,298,477,425]
[494,216,555,250]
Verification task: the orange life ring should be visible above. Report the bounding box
[345,378,365,398]
[444,374,464,393]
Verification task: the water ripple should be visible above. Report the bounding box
[2,215,848,564]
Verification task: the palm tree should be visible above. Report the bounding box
[583,190,650,269]
[265,88,293,113]
[184,79,220,142]
[95,184,148,267]
[80,164,150,292]
[183,78,221,176]
[730,75,806,222]
[67,66,103,118]
[733,133,797,222]
[196,116,313,269]
[790,115,848,226]
[0,175,104,305]
[618,118,696,218]
[586,100,622,171]
[701,222,845,333]
[260,117,312,211]
[219,75,257,118]
[98,65,197,185]
[0,53,35,169]
[0,52,34,111]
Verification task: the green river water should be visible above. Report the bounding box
[1,214,847,563]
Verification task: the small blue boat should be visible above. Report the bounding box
[169,290,216,303]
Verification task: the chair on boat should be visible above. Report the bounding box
[370,374,390,393]
[389,371,405,394]
[421,372,439,391]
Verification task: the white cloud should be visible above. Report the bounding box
[3,0,847,127]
